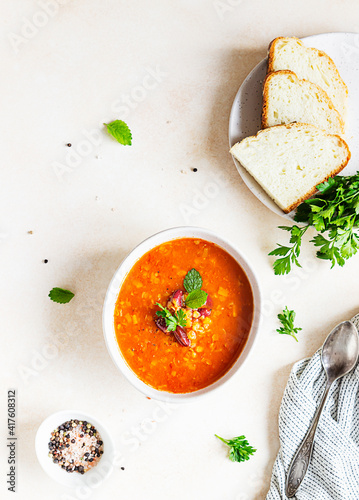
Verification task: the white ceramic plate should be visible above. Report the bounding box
[35,410,115,488]
[229,32,359,220]
[103,226,261,403]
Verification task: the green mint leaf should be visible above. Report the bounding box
[183,268,203,292]
[49,287,74,304]
[276,306,302,341]
[215,435,256,463]
[185,289,208,309]
[104,120,132,145]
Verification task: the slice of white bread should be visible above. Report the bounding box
[267,37,348,121]
[262,70,345,136]
[230,123,350,213]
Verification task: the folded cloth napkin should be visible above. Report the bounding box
[266,317,359,500]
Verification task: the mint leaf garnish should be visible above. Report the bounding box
[104,120,132,145]
[49,288,74,304]
[183,268,203,292]
[185,289,207,309]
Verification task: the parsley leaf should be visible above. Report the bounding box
[156,304,187,331]
[269,173,359,274]
[269,226,308,275]
[49,287,74,304]
[276,306,302,342]
[183,268,203,292]
[185,289,208,309]
[104,120,132,145]
[215,434,256,463]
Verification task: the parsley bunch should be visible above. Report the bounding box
[215,434,256,463]
[155,304,187,331]
[276,307,302,342]
[269,174,359,275]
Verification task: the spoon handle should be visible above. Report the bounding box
[285,380,332,498]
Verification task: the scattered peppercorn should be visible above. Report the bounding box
[66,143,72,147]
[43,259,48,264]
[193,168,198,172]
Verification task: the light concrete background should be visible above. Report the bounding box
[1,1,359,499]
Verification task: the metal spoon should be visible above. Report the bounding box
[285,319,359,498]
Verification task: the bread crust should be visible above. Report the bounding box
[284,149,350,213]
[230,123,351,214]
[261,70,345,134]
[279,123,350,213]
[267,37,348,98]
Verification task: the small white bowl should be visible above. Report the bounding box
[103,226,261,403]
[35,410,115,488]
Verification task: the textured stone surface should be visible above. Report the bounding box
[2,1,359,499]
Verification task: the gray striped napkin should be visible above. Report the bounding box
[266,316,359,499]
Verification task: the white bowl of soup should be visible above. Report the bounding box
[103,226,261,402]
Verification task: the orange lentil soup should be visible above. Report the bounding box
[114,238,254,393]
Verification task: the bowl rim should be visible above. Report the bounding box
[102,226,261,403]
[35,409,116,488]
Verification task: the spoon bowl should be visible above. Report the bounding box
[322,320,359,383]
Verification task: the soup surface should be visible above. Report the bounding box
[114,238,254,393]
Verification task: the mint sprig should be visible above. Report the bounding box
[183,268,208,308]
[104,120,132,145]
[185,289,208,309]
[183,268,203,292]
[49,287,74,304]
